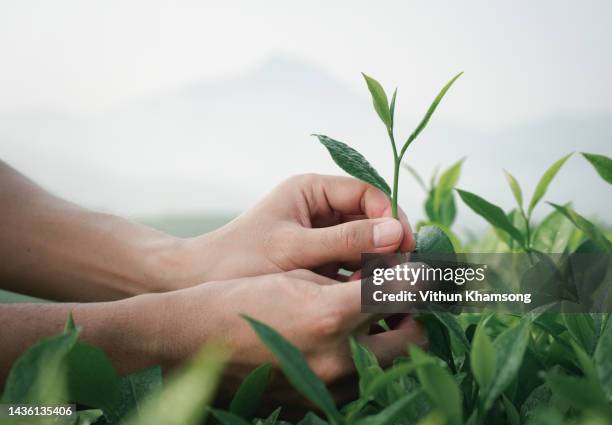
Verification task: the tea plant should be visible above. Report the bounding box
[313,72,462,224]
[1,77,611,425]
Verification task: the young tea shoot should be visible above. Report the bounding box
[313,72,462,222]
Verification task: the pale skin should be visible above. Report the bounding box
[0,161,424,407]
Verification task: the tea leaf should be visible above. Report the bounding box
[528,153,572,216]
[545,373,609,413]
[471,321,496,391]
[1,323,79,403]
[229,363,272,419]
[113,366,163,423]
[389,88,398,127]
[210,409,252,425]
[349,337,382,396]
[430,310,471,353]
[582,152,612,184]
[65,342,121,421]
[456,189,525,248]
[243,316,341,424]
[362,73,392,130]
[594,321,612,398]
[297,412,329,425]
[77,409,104,425]
[262,407,282,425]
[563,313,597,355]
[400,72,463,158]
[532,206,575,253]
[503,170,523,210]
[433,158,464,214]
[402,163,428,191]
[353,390,423,425]
[120,344,227,425]
[409,346,462,425]
[313,134,391,196]
[547,203,611,251]
[502,395,520,425]
[416,225,455,254]
[482,320,530,411]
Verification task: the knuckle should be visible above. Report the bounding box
[312,354,347,383]
[313,305,346,337]
[338,224,363,250]
[285,173,320,188]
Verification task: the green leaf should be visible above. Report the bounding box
[563,313,597,355]
[457,189,525,248]
[313,134,391,196]
[353,390,423,425]
[430,310,470,353]
[65,342,121,421]
[532,206,576,253]
[210,409,252,425]
[503,170,523,211]
[582,152,612,184]
[229,363,272,419]
[502,395,520,425]
[349,337,382,396]
[416,225,455,254]
[1,326,79,403]
[482,320,530,411]
[471,321,496,391]
[402,163,428,191]
[120,344,227,425]
[400,72,463,158]
[113,366,163,422]
[77,409,104,425]
[297,412,329,425]
[594,321,612,398]
[433,158,464,214]
[362,358,435,399]
[545,372,609,413]
[362,73,392,130]
[409,346,462,425]
[262,407,282,425]
[389,88,398,127]
[570,340,599,384]
[547,203,611,251]
[528,153,572,216]
[243,316,341,424]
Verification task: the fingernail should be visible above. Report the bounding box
[373,219,403,248]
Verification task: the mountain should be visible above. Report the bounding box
[1,56,610,231]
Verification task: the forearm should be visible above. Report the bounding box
[0,295,168,385]
[0,161,200,301]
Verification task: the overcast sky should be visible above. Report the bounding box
[2,1,612,129]
[1,1,611,232]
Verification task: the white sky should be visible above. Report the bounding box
[1,0,612,129]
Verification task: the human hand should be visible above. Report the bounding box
[147,270,426,410]
[179,174,415,284]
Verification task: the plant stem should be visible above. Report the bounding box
[388,129,400,220]
[392,157,400,220]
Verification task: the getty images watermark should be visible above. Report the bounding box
[361,253,611,314]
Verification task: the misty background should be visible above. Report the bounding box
[1,1,611,238]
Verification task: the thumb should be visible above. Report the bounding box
[302,217,404,265]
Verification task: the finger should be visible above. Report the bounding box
[286,269,338,286]
[305,175,392,218]
[305,175,416,252]
[358,317,427,366]
[301,217,404,265]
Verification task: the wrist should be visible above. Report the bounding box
[75,293,174,374]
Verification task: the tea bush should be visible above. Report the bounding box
[1,75,611,425]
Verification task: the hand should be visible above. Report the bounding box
[146,270,426,410]
[180,174,415,283]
